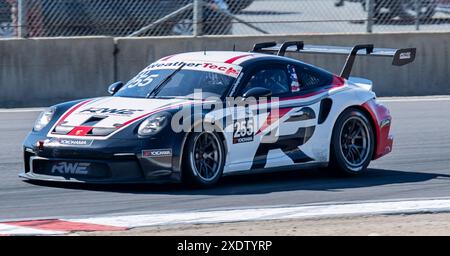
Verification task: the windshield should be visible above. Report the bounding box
[115,61,241,99]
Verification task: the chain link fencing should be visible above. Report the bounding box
[1,0,450,38]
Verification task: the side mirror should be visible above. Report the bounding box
[243,87,272,98]
[108,81,124,95]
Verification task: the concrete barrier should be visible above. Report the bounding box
[0,37,115,107]
[115,32,450,98]
[1,32,449,107]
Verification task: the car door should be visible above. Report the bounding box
[225,62,320,172]
[225,63,323,171]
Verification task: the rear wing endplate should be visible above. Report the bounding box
[251,41,416,79]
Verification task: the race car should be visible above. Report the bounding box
[21,41,416,187]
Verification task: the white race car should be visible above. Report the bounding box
[22,41,416,187]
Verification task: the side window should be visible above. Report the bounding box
[295,65,333,91]
[241,66,290,96]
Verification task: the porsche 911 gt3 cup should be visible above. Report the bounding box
[21,41,416,187]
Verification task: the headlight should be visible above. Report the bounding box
[33,107,56,132]
[138,112,171,136]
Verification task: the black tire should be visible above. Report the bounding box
[182,131,226,187]
[329,108,375,176]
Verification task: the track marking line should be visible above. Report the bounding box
[68,198,450,229]
[3,198,450,235]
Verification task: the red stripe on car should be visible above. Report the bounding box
[56,100,93,126]
[271,78,346,103]
[225,54,254,64]
[256,108,292,135]
[159,54,176,61]
[332,75,345,87]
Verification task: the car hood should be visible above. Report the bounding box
[49,97,193,138]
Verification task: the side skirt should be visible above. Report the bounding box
[222,162,329,177]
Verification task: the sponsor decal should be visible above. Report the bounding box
[51,162,90,175]
[54,138,94,147]
[79,108,144,116]
[399,52,411,60]
[234,136,254,144]
[142,149,173,158]
[203,63,240,77]
[233,118,254,144]
[145,61,242,78]
[228,71,244,96]
[68,126,92,136]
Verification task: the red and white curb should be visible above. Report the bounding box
[0,220,126,236]
[2,198,450,236]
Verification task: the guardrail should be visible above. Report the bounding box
[0,32,449,107]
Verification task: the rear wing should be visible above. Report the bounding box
[251,41,416,79]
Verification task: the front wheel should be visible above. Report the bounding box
[329,108,375,175]
[183,131,225,187]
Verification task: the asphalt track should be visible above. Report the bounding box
[1,97,450,221]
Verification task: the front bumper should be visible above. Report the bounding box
[20,155,176,184]
[21,134,183,184]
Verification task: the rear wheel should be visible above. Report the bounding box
[183,131,225,187]
[329,108,375,175]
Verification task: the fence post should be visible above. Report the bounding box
[366,0,374,33]
[17,0,27,38]
[193,0,203,36]
[415,0,421,30]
